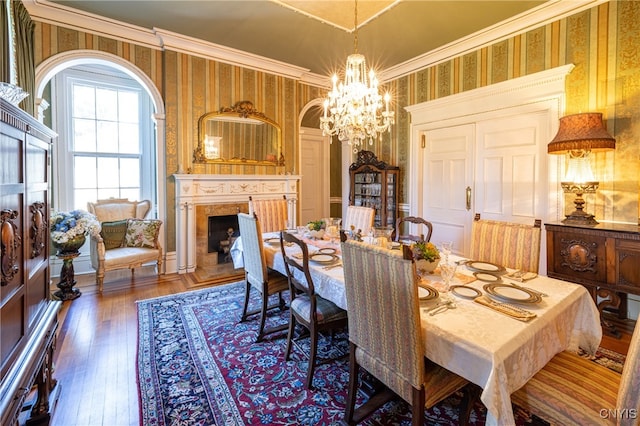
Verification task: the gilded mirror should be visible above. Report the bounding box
[194,101,283,166]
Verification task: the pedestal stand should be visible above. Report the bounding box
[54,252,82,301]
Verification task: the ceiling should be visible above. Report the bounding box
[49,0,548,78]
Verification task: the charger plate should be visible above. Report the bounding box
[473,272,501,283]
[309,253,338,264]
[466,261,506,274]
[263,237,281,246]
[318,247,337,255]
[418,285,438,301]
[483,283,541,304]
[450,285,482,299]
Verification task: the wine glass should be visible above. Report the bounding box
[439,241,453,262]
[439,261,457,295]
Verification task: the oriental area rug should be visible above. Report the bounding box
[136,282,622,426]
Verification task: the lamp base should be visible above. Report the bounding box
[562,209,599,226]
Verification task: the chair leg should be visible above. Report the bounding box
[256,290,269,342]
[411,387,426,426]
[306,327,319,389]
[97,275,104,292]
[278,291,286,311]
[285,313,296,361]
[458,384,481,426]
[239,281,251,322]
[344,342,359,425]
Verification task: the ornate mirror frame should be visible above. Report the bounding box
[193,101,284,166]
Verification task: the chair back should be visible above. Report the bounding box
[341,239,424,401]
[88,198,151,222]
[343,206,375,236]
[395,215,434,242]
[280,231,316,296]
[249,195,288,233]
[617,322,640,418]
[237,213,268,288]
[469,214,542,273]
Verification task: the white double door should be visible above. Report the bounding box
[419,109,551,270]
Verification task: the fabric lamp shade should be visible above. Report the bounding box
[547,112,615,154]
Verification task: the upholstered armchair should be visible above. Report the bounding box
[87,198,163,291]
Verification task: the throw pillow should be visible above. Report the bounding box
[100,220,128,250]
[124,219,162,248]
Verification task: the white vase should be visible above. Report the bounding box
[416,258,440,274]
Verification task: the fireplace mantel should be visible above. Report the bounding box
[174,173,301,273]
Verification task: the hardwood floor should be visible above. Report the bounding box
[50,267,234,426]
[48,268,632,425]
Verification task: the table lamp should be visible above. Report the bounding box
[547,112,615,225]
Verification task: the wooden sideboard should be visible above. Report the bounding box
[546,221,640,336]
[1,98,60,425]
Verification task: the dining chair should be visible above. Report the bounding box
[249,195,288,233]
[280,230,348,389]
[340,233,476,425]
[343,205,375,236]
[395,215,434,242]
[511,322,640,426]
[469,213,542,273]
[237,212,289,342]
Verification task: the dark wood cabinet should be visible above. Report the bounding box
[349,150,399,228]
[546,221,640,336]
[1,98,60,425]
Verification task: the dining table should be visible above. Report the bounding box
[230,231,602,426]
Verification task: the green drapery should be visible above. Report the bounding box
[12,0,35,115]
[1,1,9,83]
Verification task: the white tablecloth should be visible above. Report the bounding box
[231,234,602,426]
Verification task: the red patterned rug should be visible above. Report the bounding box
[136,282,620,425]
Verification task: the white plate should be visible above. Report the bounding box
[466,260,506,274]
[450,285,482,299]
[418,285,439,301]
[318,247,337,255]
[263,238,281,246]
[309,253,338,264]
[483,283,541,304]
[473,272,501,283]
[389,242,402,249]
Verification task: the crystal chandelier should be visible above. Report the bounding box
[319,0,394,149]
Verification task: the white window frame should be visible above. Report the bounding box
[52,65,156,213]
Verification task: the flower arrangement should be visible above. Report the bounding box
[307,219,325,231]
[411,240,440,262]
[50,209,101,244]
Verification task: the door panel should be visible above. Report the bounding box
[421,124,474,256]
[300,128,329,225]
[475,111,546,222]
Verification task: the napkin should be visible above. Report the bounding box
[473,295,537,322]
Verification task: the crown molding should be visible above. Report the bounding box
[23,0,160,49]
[23,0,328,86]
[380,0,608,82]
[23,0,606,88]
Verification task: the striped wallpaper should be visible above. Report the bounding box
[32,1,640,251]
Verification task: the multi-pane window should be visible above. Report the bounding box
[54,65,155,212]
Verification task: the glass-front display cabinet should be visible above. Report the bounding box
[349,150,399,228]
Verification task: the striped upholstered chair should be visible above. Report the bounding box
[512,322,640,425]
[340,235,475,425]
[469,213,542,273]
[237,212,289,342]
[249,195,288,233]
[343,205,375,236]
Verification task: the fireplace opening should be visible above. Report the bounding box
[208,215,240,263]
